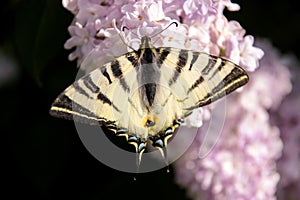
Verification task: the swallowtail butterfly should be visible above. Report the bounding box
[50,28,249,166]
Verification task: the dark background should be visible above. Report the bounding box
[1,0,299,199]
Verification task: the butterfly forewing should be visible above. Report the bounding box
[50,52,139,127]
[158,47,248,111]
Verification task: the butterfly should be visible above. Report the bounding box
[50,32,249,166]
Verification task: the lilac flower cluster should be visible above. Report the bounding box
[272,60,300,199]
[174,39,300,200]
[61,1,300,199]
[62,0,263,72]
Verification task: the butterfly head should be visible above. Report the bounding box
[140,36,154,49]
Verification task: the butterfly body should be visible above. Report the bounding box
[50,35,249,163]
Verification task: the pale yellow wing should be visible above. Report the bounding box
[49,52,139,130]
[157,47,249,116]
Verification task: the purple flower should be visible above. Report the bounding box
[62,0,263,73]
[62,0,78,14]
[237,36,264,72]
[271,58,300,199]
[59,1,300,199]
[182,0,216,23]
[210,17,263,71]
[275,91,300,199]
[239,39,291,111]
[64,22,96,64]
[215,0,240,13]
[61,1,300,199]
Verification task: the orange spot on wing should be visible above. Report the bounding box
[142,116,152,127]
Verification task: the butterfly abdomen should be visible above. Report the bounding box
[137,39,162,107]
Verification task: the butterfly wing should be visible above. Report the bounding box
[50,46,248,138]
[157,47,249,116]
[50,52,141,131]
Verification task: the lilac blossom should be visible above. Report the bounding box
[275,90,300,199]
[62,0,263,71]
[271,59,300,199]
[61,1,283,199]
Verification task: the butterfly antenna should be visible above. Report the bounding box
[150,21,178,38]
[122,26,140,38]
[112,19,136,52]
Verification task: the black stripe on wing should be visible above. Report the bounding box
[50,94,113,125]
[126,52,139,68]
[201,55,218,75]
[73,82,90,98]
[208,59,226,81]
[156,47,171,68]
[188,51,200,70]
[186,67,249,110]
[102,68,113,84]
[110,59,130,92]
[83,75,100,93]
[97,92,121,112]
[187,76,204,93]
[169,49,188,85]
